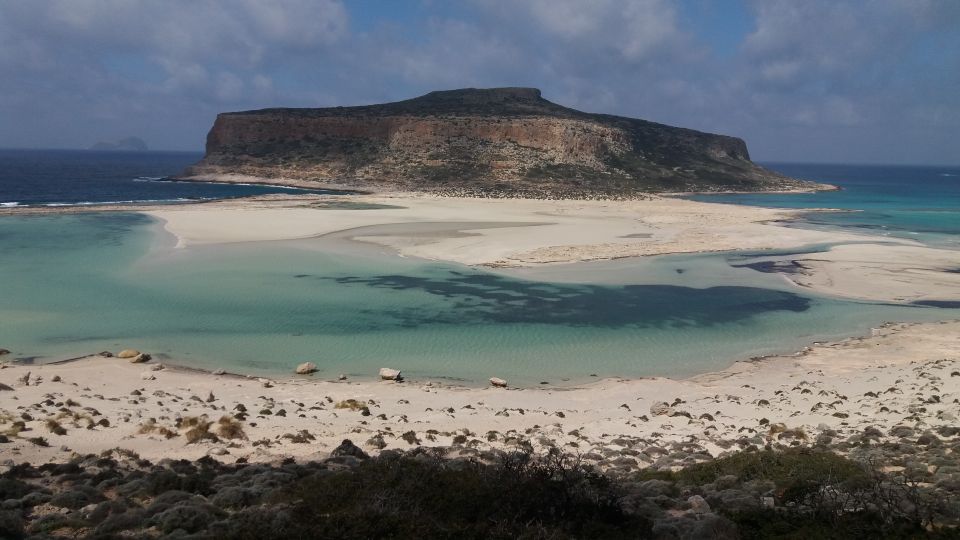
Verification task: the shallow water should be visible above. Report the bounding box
[688,163,960,249]
[1,213,955,384]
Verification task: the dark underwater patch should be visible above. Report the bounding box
[324,272,811,329]
[913,300,960,308]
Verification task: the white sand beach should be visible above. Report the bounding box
[142,193,960,304]
[2,192,958,466]
[1,320,957,465]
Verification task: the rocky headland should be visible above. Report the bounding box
[181,88,831,198]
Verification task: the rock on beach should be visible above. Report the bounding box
[379,368,402,381]
[295,362,318,375]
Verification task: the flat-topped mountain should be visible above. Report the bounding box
[183,88,825,197]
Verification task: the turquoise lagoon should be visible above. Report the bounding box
[1,211,956,384]
[688,163,960,249]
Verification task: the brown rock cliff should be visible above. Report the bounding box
[183,87,822,197]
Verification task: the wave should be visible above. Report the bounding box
[38,197,213,207]
[941,173,957,177]
[132,176,167,182]
[0,202,20,207]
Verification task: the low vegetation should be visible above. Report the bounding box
[0,447,956,539]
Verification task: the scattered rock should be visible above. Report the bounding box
[489,377,508,388]
[98,351,113,358]
[649,402,673,416]
[0,349,9,356]
[330,439,370,460]
[379,368,402,381]
[212,369,226,375]
[295,362,318,375]
[140,372,156,381]
[338,374,348,381]
[687,495,711,515]
[149,363,164,371]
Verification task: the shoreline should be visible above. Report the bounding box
[176,172,841,196]
[1,319,957,464]
[1,186,958,467]
[17,317,949,390]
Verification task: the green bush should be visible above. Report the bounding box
[266,452,652,539]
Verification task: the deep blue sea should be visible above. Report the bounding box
[0,152,956,382]
[0,149,335,207]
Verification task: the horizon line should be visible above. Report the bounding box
[0,146,958,169]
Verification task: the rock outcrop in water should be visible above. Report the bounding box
[183,88,826,198]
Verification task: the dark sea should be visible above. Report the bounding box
[0,149,334,207]
[0,151,956,382]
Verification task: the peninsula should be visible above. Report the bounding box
[182,87,830,197]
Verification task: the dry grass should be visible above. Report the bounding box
[45,418,67,436]
[216,416,246,440]
[335,399,363,410]
[138,419,179,439]
[183,418,218,444]
[26,436,49,447]
[335,399,371,416]
[4,420,26,437]
[178,416,205,429]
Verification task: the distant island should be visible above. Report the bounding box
[182,87,830,197]
[89,136,148,151]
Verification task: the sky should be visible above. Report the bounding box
[1,0,958,164]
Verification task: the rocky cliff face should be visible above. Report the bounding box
[184,88,820,197]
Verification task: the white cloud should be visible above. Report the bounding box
[0,0,955,163]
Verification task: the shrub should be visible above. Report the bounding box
[45,419,66,436]
[184,420,218,445]
[269,451,651,538]
[216,416,246,440]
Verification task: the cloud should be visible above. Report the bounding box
[0,0,956,164]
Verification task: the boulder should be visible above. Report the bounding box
[489,377,508,388]
[379,368,402,381]
[650,402,674,416]
[687,495,711,515]
[129,353,148,364]
[330,439,370,460]
[295,362,317,375]
[117,349,140,359]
